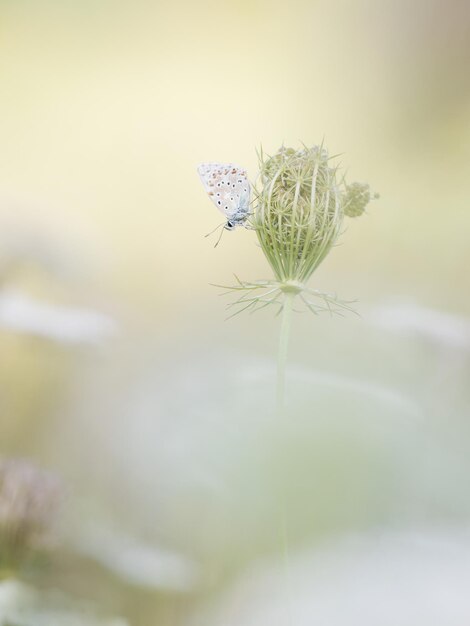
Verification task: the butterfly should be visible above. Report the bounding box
[197,162,251,232]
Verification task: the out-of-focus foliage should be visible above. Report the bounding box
[0,580,127,626]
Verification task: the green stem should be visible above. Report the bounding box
[277,292,295,409]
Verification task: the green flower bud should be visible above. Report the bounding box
[255,145,343,286]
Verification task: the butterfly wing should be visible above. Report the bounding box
[198,163,250,220]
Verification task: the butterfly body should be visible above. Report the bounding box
[198,162,250,230]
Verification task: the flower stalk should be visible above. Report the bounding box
[277,291,295,409]
[214,143,376,406]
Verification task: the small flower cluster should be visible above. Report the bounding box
[342,181,378,218]
[0,458,61,577]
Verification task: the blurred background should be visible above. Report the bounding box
[1,0,470,624]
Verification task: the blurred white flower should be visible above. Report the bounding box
[242,363,422,421]
[0,288,117,345]
[55,352,425,584]
[192,527,470,626]
[0,579,128,626]
[369,300,470,352]
[73,521,200,592]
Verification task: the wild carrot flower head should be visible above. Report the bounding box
[216,143,376,317]
[0,458,62,576]
[255,145,343,289]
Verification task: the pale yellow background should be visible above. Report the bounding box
[1,1,469,624]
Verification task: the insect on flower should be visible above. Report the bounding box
[198,162,251,245]
[199,144,378,409]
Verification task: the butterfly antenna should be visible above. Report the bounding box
[205,221,225,238]
[205,222,226,247]
[214,224,226,248]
